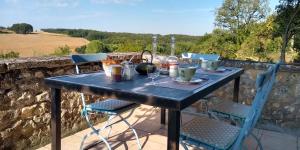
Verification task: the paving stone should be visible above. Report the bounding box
[260,130,297,150]
[36,106,298,150]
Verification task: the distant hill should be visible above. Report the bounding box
[0,31,89,57]
[41,28,204,55]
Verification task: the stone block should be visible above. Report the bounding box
[21,104,37,119]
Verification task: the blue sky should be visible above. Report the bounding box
[0,0,279,35]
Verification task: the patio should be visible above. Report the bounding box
[38,105,299,150]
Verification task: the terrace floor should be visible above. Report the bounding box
[38,105,299,150]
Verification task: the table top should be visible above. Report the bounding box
[45,67,244,110]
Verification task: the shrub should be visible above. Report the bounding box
[52,45,71,56]
[10,23,33,34]
[0,51,20,59]
[86,40,111,53]
[75,45,87,54]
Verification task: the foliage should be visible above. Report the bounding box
[0,51,20,59]
[52,45,71,56]
[75,45,86,54]
[10,23,33,34]
[274,0,300,62]
[86,40,111,53]
[215,0,270,30]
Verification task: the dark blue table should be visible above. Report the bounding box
[45,67,244,150]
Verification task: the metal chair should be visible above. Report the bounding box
[181,53,220,61]
[210,63,280,124]
[180,64,278,150]
[71,53,142,150]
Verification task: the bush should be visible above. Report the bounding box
[75,45,87,54]
[86,40,111,53]
[0,51,20,59]
[52,45,71,56]
[10,23,33,34]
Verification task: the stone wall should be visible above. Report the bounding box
[0,57,300,149]
[0,54,141,150]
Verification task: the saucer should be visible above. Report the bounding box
[173,77,204,84]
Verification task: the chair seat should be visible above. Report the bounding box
[211,100,251,119]
[86,98,139,114]
[181,116,240,150]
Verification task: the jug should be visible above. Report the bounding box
[122,61,135,80]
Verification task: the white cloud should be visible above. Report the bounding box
[90,0,143,5]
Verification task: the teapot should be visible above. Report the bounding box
[135,50,156,75]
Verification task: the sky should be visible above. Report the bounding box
[0,0,279,36]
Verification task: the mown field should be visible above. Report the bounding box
[0,32,89,57]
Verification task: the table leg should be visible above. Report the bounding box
[233,77,240,103]
[167,110,180,150]
[51,88,61,150]
[161,108,166,125]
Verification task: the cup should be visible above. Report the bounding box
[178,66,196,81]
[111,65,123,82]
[201,60,220,71]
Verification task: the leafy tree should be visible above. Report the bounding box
[240,16,281,61]
[275,0,300,63]
[216,0,270,30]
[215,0,270,45]
[10,23,33,34]
[86,40,111,53]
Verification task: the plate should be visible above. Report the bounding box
[204,68,228,73]
[173,77,204,84]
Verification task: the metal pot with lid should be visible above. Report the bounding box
[135,50,157,75]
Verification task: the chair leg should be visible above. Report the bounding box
[180,140,189,150]
[118,115,142,150]
[80,114,112,150]
[250,132,263,150]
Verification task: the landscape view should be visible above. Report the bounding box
[1,0,300,150]
[1,0,299,63]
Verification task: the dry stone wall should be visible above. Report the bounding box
[0,57,299,149]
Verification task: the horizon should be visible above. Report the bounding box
[1,0,279,36]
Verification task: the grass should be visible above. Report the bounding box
[0,31,89,57]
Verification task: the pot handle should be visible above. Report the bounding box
[141,50,153,63]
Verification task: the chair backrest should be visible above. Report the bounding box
[70,53,108,107]
[71,53,107,74]
[181,53,220,61]
[232,63,280,149]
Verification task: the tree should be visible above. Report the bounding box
[86,40,111,53]
[10,23,33,34]
[215,0,270,45]
[216,0,270,30]
[275,0,300,63]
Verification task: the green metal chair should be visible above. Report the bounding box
[71,53,141,150]
[180,64,278,150]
